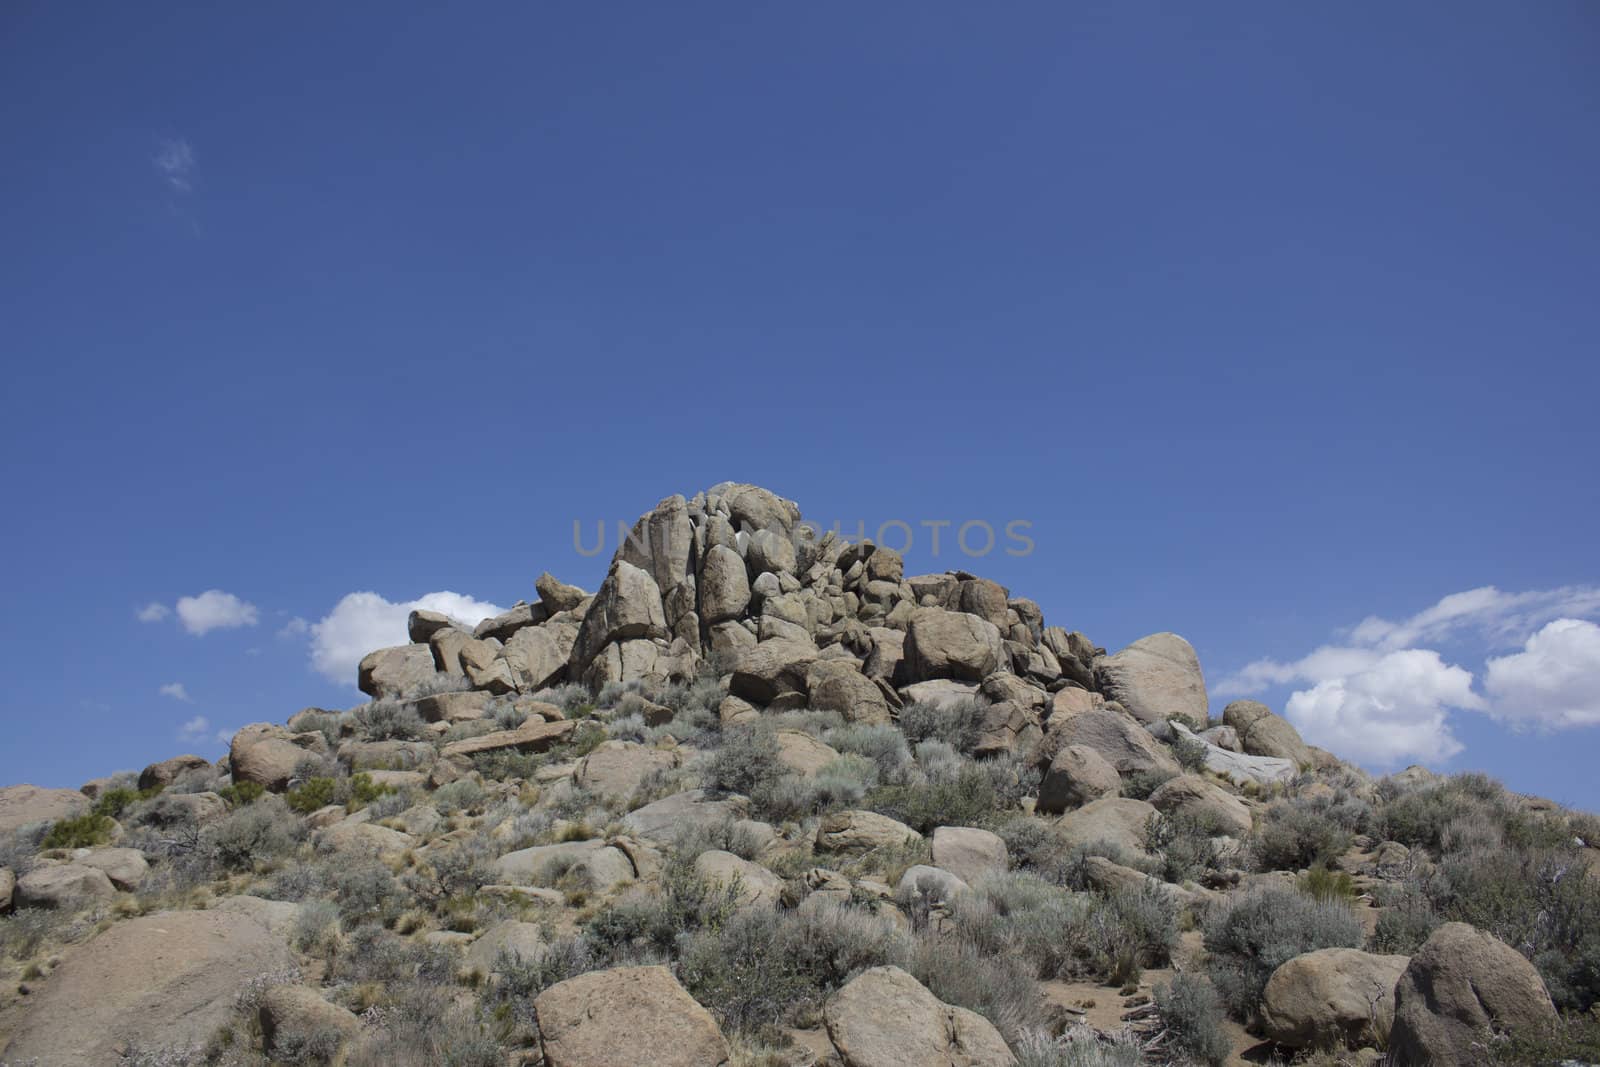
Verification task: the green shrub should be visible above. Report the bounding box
[866,764,997,834]
[207,798,301,871]
[1154,973,1230,1066]
[825,724,912,780]
[352,700,427,741]
[1298,864,1358,903]
[898,698,985,755]
[432,778,485,814]
[1120,769,1176,800]
[348,772,392,811]
[1252,799,1351,871]
[1484,1011,1600,1065]
[1145,812,1219,884]
[1204,886,1363,1021]
[334,860,404,927]
[286,776,340,814]
[1372,889,1442,955]
[91,785,162,819]
[904,934,1050,1040]
[218,780,265,808]
[41,812,115,849]
[1171,733,1210,774]
[705,725,784,796]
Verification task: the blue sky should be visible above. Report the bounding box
[3,3,1597,807]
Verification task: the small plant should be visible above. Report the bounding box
[705,725,784,797]
[1154,973,1230,1066]
[1251,799,1352,871]
[1298,863,1357,903]
[348,772,392,810]
[1171,732,1210,773]
[352,700,427,741]
[41,812,116,849]
[217,780,265,808]
[898,698,985,755]
[285,777,340,814]
[1204,886,1363,1021]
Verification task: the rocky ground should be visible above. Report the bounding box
[1,483,1597,1067]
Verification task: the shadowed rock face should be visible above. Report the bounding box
[1,897,296,1066]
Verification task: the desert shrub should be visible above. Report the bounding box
[1484,1011,1600,1065]
[1120,769,1176,800]
[680,904,905,1034]
[0,908,64,959]
[705,725,784,796]
[1371,884,1442,955]
[285,777,340,814]
[332,925,454,985]
[91,785,163,820]
[1076,885,1179,984]
[1298,864,1358,903]
[1154,973,1230,1066]
[399,672,473,698]
[1204,886,1363,1021]
[217,780,265,808]
[1251,799,1351,871]
[997,815,1062,872]
[352,700,427,741]
[343,982,504,1067]
[472,748,543,780]
[41,812,115,849]
[904,934,1050,1039]
[346,772,392,811]
[1145,812,1219,884]
[485,936,598,1028]
[207,797,301,871]
[946,872,1085,980]
[540,682,595,713]
[898,698,985,755]
[824,723,912,781]
[433,778,485,814]
[1171,733,1210,774]
[584,853,743,964]
[1378,776,1504,852]
[752,754,877,822]
[292,898,340,955]
[333,860,404,927]
[1014,1029,1144,1067]
[866,764,997,834]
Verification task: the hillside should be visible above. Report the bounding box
[2,483,1596,1067]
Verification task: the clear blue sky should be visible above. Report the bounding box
[3,3,1597,807]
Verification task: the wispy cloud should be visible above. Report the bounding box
[154,137,195,193]
[1216,585,1600,768]
[159,681,193,703]
[137,601,171,623]
[177,715,211,742]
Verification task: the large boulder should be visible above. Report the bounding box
[258,985,362,1060]
[930,827,1009,887]
[1148,774,1252,837]
[622,789,749,846]
[700,543,752,623]
[438,715,574,760]
[569,560,669,675]
[1222,700,1314,767]
[775,730,841,778]
[357,643,441,698]
[463,919,546,977]
[574,741,680,805]
[728,638,819,703]
[824,965,1015,1067]
[0,784,89,834]
[0,897,296,1066]
[619,494,696,609]
[816,810,922,854]
[71,847,150,891]
[501,625,573,692]
[693,849,785,909]
[1170,721,1295,785]
[807,660,892,725]
[1389,922,1557,1067]
[711,482,801,535]
[15,863,117,908]
[1260,947,1410,1050]
[1056,797,1160,859]
[903,608,1004,682]
[493,839,636,893]
[1042,707,1179,778]
[537,572,589,614]
[1036,743,1121,814]
[137,754,210,791]
[229,723,332,791]
[1096,632,1207,726]
[534,965,731,1067]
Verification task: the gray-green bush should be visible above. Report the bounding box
[1203,886,1363,1021]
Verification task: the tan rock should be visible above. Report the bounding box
[1260,947,1410,1050]
[694,849,785,909]
[1037,743,1121,814]
[1223,700,1314,766]
[824,965,1014,1067]
[438,715,573,760]
[357,643,441,698]
[15,863,117,908]
[1056,797,1160,859]
[463,919,545,977]
[230,723,331,792]
[775,730,841,778]
[534,965,731,1067]
[259,985,361,1058]
[816,810,922,854]
[807,660,892,725]
[930,826,1009,886]
[71,847,149,891]
[574,740,680,805]
[137,754,210,791]
[1042,707,1178,778]
[1096,632,1207,726]
[1148,774,1253,837]
[0,784,90,834]
[903,607,1004,682]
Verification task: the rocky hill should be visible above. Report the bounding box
[1,483,1596,1067]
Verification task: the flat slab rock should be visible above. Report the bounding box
[1,897,296,1066]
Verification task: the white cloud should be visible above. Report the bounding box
[154,138,195,192]
[159,682,193,703]
[279,617,309,638]
[305,590,504,686]
[213,724,240,746]
[175,590,259,636]
[1284,650,1481,766]
[1215,584,1600,769]
[177,715,211,742]
[1484,618,1600,730]
[137,601,171,623]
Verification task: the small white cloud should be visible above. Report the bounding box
[1484,618,1600,730]
[305,590,504,686]
[177,715,211,742]
[278,617,309,638]
[176,589,259,636]
[159,682,193,703]
[215,725,240,746]
[154,138,195,192]
[138,602,171,623]
[1283,649,1482,766]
